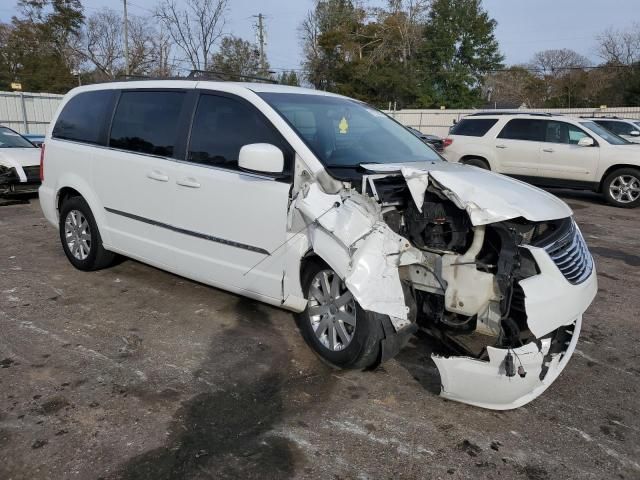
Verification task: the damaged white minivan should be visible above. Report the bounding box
[40,81,597,410]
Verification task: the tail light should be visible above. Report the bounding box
[39,143,45,182]
[443,138,453,148]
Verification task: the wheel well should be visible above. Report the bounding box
[57,187,82,211]
[598,164,640,192]
[460,155,490,168]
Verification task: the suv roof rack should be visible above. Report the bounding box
[467,111,555,117]
[579,115,622,119]
[186,69,278,84]
[113,70,279,84]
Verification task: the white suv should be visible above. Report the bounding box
[586,117,640,144]
[443,112,640,208]
[40,81,597,409]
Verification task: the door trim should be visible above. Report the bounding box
[104,207,270,255]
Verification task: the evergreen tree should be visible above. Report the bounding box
[417,0,503,107]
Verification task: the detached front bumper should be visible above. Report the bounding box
[0,166,41,195]
[432,245,597,410]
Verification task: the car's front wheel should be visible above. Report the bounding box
[59,196,117,270]
[602,168,640,208]
[296,259,385,370]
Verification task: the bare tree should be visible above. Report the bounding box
[155,0,227,72]
[597,23,640,65]
[530,48,591,76]
[83,8,122,78]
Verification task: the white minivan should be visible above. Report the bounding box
[40,81,597,410]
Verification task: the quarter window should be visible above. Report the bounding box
[450,118,498,137]
[187,94,291,173]
[53,90,114,144]
[544,121,590,145]
[109,91,185,157]
[497,119,546,141]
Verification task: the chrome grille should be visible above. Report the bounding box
[543,221,593,285]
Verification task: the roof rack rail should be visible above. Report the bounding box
[187,69,278,84]
[468,111,555,117]
[579,115,621,119]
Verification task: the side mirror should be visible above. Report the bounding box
[238,143,284,174]
[578,137,595,147]
[630,130,640,137]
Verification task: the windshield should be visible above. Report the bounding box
[258,93,441,167]
[0,127,36,148]
[580,121,630,145]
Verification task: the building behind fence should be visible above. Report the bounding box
[1,89,639,139]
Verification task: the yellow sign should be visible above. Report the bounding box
[338,117,349,134]
[11,82,22,90]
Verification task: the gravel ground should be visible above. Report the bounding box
[0,192,639,480]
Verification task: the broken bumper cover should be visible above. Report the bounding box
[0,166,40,195]
[434,316,581,410]
[433,246,597,410]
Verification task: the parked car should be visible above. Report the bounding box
[406,126,444,152]
[0,125,41,195]
[583,117,640,144]
[23,133,45,147]
[40,82,597,410]
[443,112,640,208]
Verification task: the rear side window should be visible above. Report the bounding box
[53,90,113,144]
[450,118,498,137]
[187,94,292,174]
[109,91,185,157]
[497,119,546,141]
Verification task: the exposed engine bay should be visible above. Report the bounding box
[292,162,597,410]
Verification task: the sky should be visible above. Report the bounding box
[1,0,639,71]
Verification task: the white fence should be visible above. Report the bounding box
[0,91,64,135]
[387,107,640,138]
[2,89,640,139]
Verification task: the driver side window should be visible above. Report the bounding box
[545,121,589,145]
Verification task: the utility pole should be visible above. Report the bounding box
[123,0,130,77]
[255,13,266,76]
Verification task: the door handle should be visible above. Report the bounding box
[542,148,555,153]
[147,170,169,182]
[176,177,201,188]
[496,144,507,149]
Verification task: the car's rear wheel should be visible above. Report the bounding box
[296,259,384,370]
[463,157,490,170]
[59,196,117,270]
[602,168,640,208]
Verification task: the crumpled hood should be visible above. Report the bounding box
[0,148,40,169]
[360,161,573,225]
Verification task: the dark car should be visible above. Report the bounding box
[23,133,45,147]
[406,127,444,152]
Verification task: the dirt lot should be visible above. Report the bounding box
[0,191,639,480]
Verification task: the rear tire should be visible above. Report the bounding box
[463,157,490,170]
[59,196,117,271]
[602,168,640,208]
[295,259,385,370]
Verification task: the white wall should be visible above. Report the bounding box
[387,107,640,138]
[0,91,64,135]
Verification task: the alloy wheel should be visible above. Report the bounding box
[64,209,92,260]
[307,269,357,351]
[609,174,640,204]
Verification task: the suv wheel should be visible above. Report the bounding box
[463,157,490,170]
[296,259,384,370]
[59,196,117,270]
[603,168,640,208]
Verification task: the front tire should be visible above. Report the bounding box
[296,259,385,370]
[602,168,640,208]
[59,196,117,270]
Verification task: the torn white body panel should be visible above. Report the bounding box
[295,183,414,329]
[434,315,581,410]
[361,162,572,225]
